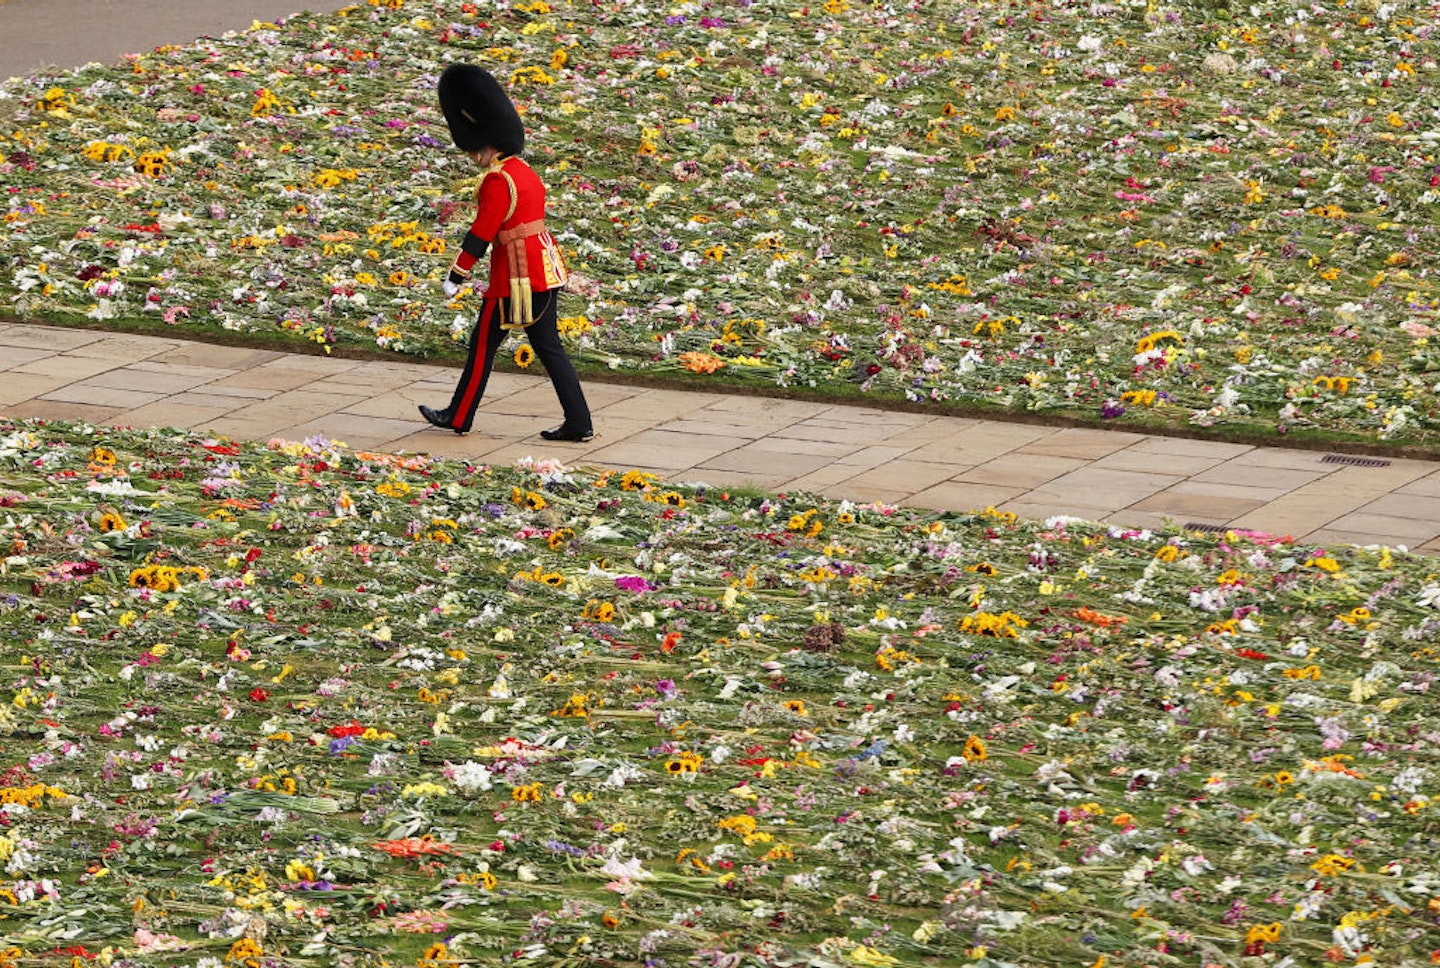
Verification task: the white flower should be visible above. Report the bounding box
[449,761,494,793]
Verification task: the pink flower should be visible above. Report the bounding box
[134,929,188,952]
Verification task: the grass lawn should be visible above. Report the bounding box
[1,417,1438,965]
[1,0,1439,449]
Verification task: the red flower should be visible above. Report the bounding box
[327,721,366,738]
[249,688,270,702]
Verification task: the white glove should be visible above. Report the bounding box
[442,278,461,298]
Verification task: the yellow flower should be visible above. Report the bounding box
[1244,922,1282,944]
[558,314,592,337]
[226,939,265,967]
[958,610,1027,638]
[37,86,74,112]
[875,645,917,671]
[514,344,536,368]
[82,141,134,163]
[583,599,615,623]
[928,273,972,295]
[645,490,686,509]
[621,470,656,491]
[1135,330,1183,355]
[847,946,900,967]
[553,693,591,718]
[511,782,544,803]
[664,751,704,775]
[717,814,755,836]
[312,168,359,189]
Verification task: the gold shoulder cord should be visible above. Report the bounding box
[466,161,528,327]
[495,163,532,329]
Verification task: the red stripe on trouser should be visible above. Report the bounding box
[451,299,497,428]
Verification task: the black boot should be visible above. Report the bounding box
[540,424,595,443]
[419,405,466,435]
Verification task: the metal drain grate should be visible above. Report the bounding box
[1321,454,1392,468]
[1184,522,1230,533]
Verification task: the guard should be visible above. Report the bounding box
[418,63,593,442]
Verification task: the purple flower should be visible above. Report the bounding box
[615,575,657,592]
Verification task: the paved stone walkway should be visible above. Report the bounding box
[0,0,353,80]
[3,322,1440,552]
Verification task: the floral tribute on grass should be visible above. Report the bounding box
[3,0,1440,445]
[2,419,1440,966]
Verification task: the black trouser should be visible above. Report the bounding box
[445,289,591,435]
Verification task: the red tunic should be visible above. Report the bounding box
[452,156,568,300]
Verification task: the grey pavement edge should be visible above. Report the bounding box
[0,0,355,81]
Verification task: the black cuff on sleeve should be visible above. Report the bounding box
[461,231,489,259]
[447,269,467,286]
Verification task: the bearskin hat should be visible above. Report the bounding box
[437,64,524,156]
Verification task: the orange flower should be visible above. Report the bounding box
[962,735,987,762]
[677,351,726,374]
[1075,606,1128,628]
[372,836,458,858]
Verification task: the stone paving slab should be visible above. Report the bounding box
[5,399,123,424]
[1092,448,1232,477]
[908,480,1026,513]
[65,334,181,362]
[12,354,119,381]
[148,344,285,371]
[1395,473,1440,498]
[114,402,240,431]
[0,372,69,406]
[696,444,845,481]
[953,453,1089,489]
[1126,489,1269,523]
[82,366,222,395]
[41,383,164,410]
[3,322,1440,551]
